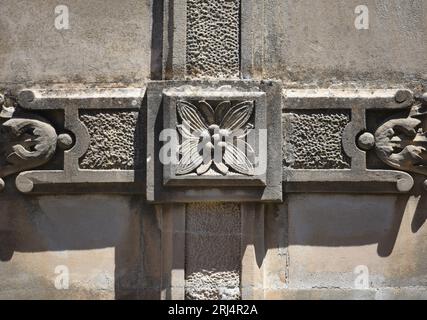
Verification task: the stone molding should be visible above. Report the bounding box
[0,93,72,192]
[358,92,427,190]
[283,89,427,194]
[0,88,145,193]
[1,86,426,198]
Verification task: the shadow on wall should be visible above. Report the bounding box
[0,186,426,299]
[0,190,427,299]
[0,95,151,299]
[0,193,160,299]
[412,196,427,234]
[284,181,427,258]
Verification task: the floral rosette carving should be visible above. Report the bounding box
[176,100,255,176]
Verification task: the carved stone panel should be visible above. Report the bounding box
[162,0,242,80]
[283,89,423,193]
[79,110,140,170]
[146,81,283,203]
[163,89,266,186]
[0,88,145,194]
[358,92,427,190]
[3,85,426,197]
[0,93,73,192]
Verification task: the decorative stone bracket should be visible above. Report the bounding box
[0,84,426,200]
[0,92,74,192]
[283,89,427,193]
[358,91,427,190]
[0,88,144,194]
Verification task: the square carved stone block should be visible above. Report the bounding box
[146,81,283,203]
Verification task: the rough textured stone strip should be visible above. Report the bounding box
[186,0,240,78]
[185,202,241,300]
[283,110,351,169]
[79,110,138,170]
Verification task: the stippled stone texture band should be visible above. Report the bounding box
[186,0,240,78]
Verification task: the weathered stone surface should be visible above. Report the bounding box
[185,203,241,300]
[80,111,139,170]
[0,249,114,300]
[186,271,240,300]
[0,0,152,86]
[0,194,143,299]
[186,0,240,78]
[283,111,350,169]
[287,194,427,289]
[186,202,241,234]
[265,288,427,300]
[263,0,427,86]
[0,0,426,301]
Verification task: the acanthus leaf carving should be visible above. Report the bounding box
[0,93,73,191]
[358,92,427,187]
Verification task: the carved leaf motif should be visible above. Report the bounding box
[198,100,215,125]
[220,101,254,132]
[179,138,197,155]
[196,161,213,175]
[177,124,198,141]
[175,100,255,177]
[177,101,208,131]
[214,101,231,124]
[214,160,229,175]
[237,123,254,139]
[1,106,14,119]
[374,102,427,176]
[0,94,15,119]
[0,118,59,181]
[176,140,204,175]
[223,141,255,176]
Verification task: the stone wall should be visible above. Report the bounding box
[0,0,426,300]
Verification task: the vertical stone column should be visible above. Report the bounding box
[184,0,242,300]
[186,0,240,78]
[154,0,283,300]
[185,203,241,300]
[162,0,241,80]
[159,204,186,300]
[241,203,265,299]
[160,0,246,300]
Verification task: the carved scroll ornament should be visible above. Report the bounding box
[0,93,72,191]
[358,93,427,188]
